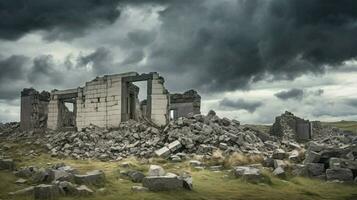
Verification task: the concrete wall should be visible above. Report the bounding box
[77,74,127,129]
[296,119,312,140]
[169,90,201,119]
[47,72,170,130]
[169,102,199,119]
[149,74,169,125]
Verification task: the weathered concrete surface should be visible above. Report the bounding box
[142,176,184,191]
[74,170,105,186]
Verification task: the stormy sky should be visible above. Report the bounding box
[1,0,357,124]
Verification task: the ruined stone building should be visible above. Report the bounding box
[270,111,313,140]
[20,72,201,131]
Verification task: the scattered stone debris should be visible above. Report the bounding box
[1,110,357,188]
[74,170,106,186]
[141,165,193,191]
[2,160,106,199]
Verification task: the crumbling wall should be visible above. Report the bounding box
[46,72,170,130]
[20,88,50,131]
[169,89,201,119]
[148,74,169,125]
[270,111,312,141]
[77,73,129,129]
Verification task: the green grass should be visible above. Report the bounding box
[322,120,357,134]
[1,141,357,200]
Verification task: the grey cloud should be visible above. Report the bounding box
[27,55,63,84]
[77,47,115,75]
[275,88,304,100]
[219,98,263,113]
[137,0,357,93]
[0,55,29,100]
[345,98,357,108]
[0,55,28,82]
[313,89,324,96]
[0,0,121,41]
[127,30,156,47]
[121,50,145,65]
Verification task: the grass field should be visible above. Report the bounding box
[322,121,357,134]
[1,141,357,200]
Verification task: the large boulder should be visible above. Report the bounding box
[306,163,325,177]
[142,175,184,191]
[233,166,263,182]
[326,168,353,182]
[122,170,145,183]
[34,184,59,200]
[49,169,73,182]
[74,170,105,186]
[303,150,321,164]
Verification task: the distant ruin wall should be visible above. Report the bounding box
[169,89,201,119]
[270,111,312,141]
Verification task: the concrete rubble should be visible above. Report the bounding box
[2,161,105,199]
[3,111,276,160]
[1,109,357,194]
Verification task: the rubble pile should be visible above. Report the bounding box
[0,122,20,137]
[0,159,105,199]
[2,110,357,183]
[4,111,276,161]
[293,142,357,182]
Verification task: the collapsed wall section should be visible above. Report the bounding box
[20,88,50,131]
[169,89,201,119]
[269,111,313,141]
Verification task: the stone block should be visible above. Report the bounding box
[155,147,170,158]
[74,170,105,186]
[168,140,182,152]
[34,184,59,200]
[326,168,353,182]
[142,176,184,191]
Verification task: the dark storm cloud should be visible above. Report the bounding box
[27,55,63,84]
[275,88,304,100]
[219,98,263,113]
[138,0,357,92]
[0,55,28,81]
[0,55,29,100]
[77,47,115,75]
[0,0,121,41]
[121,50,145,65]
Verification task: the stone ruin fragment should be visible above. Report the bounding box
[20,72,201,131]
[269,111,313,141]
[20,88,50,131]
